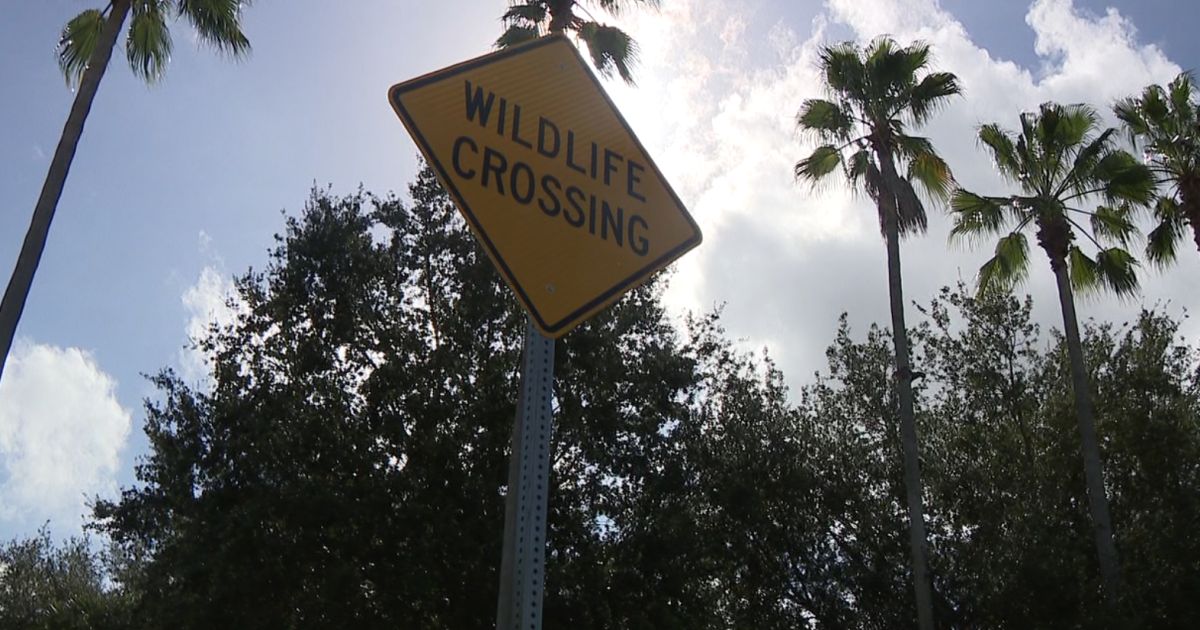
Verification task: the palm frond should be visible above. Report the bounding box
[1048,103,1101,150]
[496,25,542,49]
[1095,247,1141,296]
[1062,127,1116,195]
[904,141,954,201]
[907,72,961,125]
[1113,93,1151,142]
[176,0,252,58]
[1094,150,1156,205]
[818,41,866,99]
[592,0,662,17]
[1067,246,1139,296]
[845,148,873,195]
[867,149,926,236]
[1168,71,1197,116]
[1145,196,1187,267]
[57,9,107,87]
[872,36,926,78]
[127,2,173,83]
[1068,246,1102,293]
[977,231,1030,293]
[949,190,1012,246]
[893,134,934,159]
[577,21,638,84]
[863,157,885,209]
[865,37,914,97]
[1088,205,1138,247]
[501,1,548,25]
[795,145,843,186]
[893,176,929,236]
[796,99,855,144]
[977,123,1022,184]
[1140,84,1171,127]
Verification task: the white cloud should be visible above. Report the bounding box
[606,0,1200,388]
[180,264,242,386]
[0,342,131,533]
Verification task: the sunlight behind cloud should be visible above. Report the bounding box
[589,0,1199,388]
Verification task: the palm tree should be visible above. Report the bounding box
[1114,72,1200,266]
[495,0,659,84]
[795,37,961,630]
[0,0,253,386]
[950,102,1156,607]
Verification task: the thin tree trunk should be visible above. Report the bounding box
[1180,181,1200,257]
[0,1,130,386]
[883,201,934,630]
[1189,215,1200,257]
[1051,260,1123,606]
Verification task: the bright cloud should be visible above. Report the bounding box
[0,342,131,534]
[607,0,1200,388]
[180,263,242,386]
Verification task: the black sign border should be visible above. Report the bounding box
[389,35,702,336]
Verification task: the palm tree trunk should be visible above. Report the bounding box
[1051,260,1123,605]
[1181,182,1200,257]
[0,1,130,386]
[882,204,934,630]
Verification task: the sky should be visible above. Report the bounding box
[0,0,1198,541]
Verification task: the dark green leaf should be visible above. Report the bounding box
[796,99,854,143]
[177,0,252,58]
[977,231,1029,292]
[577,21,638,85]
[795,145,843,185]
[125,2,172,83]
[57,9,106,87]
[1089,205,1138,247]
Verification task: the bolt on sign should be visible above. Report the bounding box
[388,35,701,338]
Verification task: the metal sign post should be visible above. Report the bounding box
[387,35,701,630]
[496,320,555,630]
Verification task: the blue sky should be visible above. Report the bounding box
[1,0,1198,540]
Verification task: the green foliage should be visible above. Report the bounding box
[576,21,639,85]
[1114,71,1200,266]
[88,166,778,629]
[796,37,961,238]
[912,287,1200,627]
[12,169,1179,630]
[978,231,1031,290]
[495,0,658,85]
[56,0,252,87]
[0,529,137,630]
[952,102,1156,297]
[56,10,106,86]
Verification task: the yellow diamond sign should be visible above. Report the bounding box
[388,36,701,338]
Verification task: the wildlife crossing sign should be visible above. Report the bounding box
[389,35,701,337]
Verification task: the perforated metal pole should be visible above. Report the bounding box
[497,320,555,630]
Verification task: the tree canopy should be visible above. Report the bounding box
[5,167,1185,629]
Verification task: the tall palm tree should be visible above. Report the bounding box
[795,37,960,630]
[0,0,253,386]
[950,102,1155,607]
[495,0,659,84]
[1114,72,1200,266]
